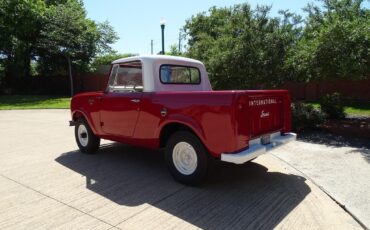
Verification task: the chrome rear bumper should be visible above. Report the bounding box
[221,132,296,164]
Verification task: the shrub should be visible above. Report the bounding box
[320,93,345,119]
[291,102,326,131]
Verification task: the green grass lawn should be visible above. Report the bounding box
[0,95,70,110]
[308,101,370,117]
[344,101,370,116]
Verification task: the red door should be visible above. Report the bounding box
[100,92,142,137]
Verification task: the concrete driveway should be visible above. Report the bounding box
[0,110,362,229]
[273,131,370,229]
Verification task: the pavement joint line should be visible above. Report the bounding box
[109,186,187,229]
[0,173,116,229]
[270,153,368,230]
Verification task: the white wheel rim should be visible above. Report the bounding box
[172,142,198,175]
[78,124,89,147]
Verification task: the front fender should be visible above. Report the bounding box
[71,92,104,136]
[71,109,99,135]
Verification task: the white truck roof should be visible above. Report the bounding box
[111,55,212,92]
[112,55,203,65]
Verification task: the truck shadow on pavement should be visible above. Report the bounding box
[56,143,310,229]
[299,130,370,163]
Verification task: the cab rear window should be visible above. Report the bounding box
[160,65,201,84]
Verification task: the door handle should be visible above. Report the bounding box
[88,98,95,105]
[130,99,140,103]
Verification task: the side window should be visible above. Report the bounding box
[107,61,143,93]
[160,65,201,84]
[107,65,118,89]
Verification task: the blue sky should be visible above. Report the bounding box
[83,0,313,55]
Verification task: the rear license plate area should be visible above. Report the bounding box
[261,134,271,145]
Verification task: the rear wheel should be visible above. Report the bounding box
[74,118,100,154]
[165,131,211,186]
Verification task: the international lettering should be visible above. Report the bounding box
[249,98,278,106]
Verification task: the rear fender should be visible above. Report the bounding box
[157,114,210,153]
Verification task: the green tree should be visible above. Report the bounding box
[167,44,183,56]
[0,0,46,86]
[184,4,302,89]
[36,0,118,95]
[285,0,370,82]
[89,53,137,72]
[0,0,118,95]
[96,21,119,56]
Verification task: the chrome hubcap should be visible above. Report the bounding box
[78,124,88,147]
[172,142,198,175]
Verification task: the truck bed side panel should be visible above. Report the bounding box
[134,91,238,157]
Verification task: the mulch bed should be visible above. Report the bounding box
[320,117,370,139]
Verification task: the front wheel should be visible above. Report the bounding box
[165,131,211,186]
[74,118,100,154]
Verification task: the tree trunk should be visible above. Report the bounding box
[23,46,32,78]
[24,56,31,79]
[3,53,14,91]
[67,55,74,96]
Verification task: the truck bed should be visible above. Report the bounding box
[146,90,291,157]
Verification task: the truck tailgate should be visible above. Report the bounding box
[249,93,285,137]
[223,90,294,164]
[236,90,291,142]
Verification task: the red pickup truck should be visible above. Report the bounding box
[70,55,296,185]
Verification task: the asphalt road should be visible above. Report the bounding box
[0,110,362,229]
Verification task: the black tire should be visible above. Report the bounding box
[165,131,211,186]
[74,118,100,154]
